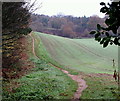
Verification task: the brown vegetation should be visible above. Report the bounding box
[2,35,33,80]
[30,14,105,38]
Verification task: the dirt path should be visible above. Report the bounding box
[29,33,88,100]
[29,33,37,57]
[52,65,88,100]
[67,73,87,100]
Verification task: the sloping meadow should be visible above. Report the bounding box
[35,32,118,74]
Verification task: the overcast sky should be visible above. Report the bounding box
[31,0,111,18]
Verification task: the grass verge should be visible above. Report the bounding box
[80,73,119,99]
[2,33,77,100]
[3,58,77,100]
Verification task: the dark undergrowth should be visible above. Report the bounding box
[2,34,77,101]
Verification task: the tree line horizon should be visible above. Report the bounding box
[30,14,107,38]
[2,1,120,74]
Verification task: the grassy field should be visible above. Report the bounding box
[3,58,77,100]
[34,32,118,74]
[81,73,119,99]
[3,31,118,100]
[32,32,119,99]
[2,34,77,100]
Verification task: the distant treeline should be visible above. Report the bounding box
[30,14,106,38]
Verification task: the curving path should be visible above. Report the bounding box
[29,33,88,100]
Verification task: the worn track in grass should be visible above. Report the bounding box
[29,32,88,100]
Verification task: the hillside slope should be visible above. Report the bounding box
[3,34,78,100]
[34,32,118,74]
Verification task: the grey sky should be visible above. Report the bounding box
[31,0,111,18]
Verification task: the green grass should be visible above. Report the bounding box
[81,73,119,99]
[3,58,77,100]
[32,32,119,99]
[2,33,78,100]
[34,32,118,74]
[32,32,79,75]
[3,31,119,100]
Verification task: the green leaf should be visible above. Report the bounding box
[100,38,105,44]
[100,7,108,13]
[97,24,101,31]
[89,31,96,35]
[103,40,109,48]
[105,18,115,26]
[106,37,111,42]
[95,33,100,38]
[110,42,113,45]
[100,2,106,6]
[95,37,101,42]
[114,38,118,45]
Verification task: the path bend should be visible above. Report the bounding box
[29,32,88,100]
